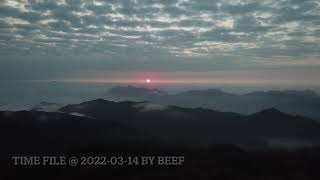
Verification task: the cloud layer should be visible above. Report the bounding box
[0,0,319,73]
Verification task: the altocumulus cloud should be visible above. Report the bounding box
[0,0,319,72]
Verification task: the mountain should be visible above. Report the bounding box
[0,109,141,156]
[247,90,319,98]
[108,85,167,98]
[60,99,320,147]
[2,99,320,179]
[1,99,320,155]
[106,86,320,120]
[178,89,232,96]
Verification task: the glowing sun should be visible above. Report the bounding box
[146,79,151,83]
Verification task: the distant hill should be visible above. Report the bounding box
[106,86,320,120]
[108,85,168,97]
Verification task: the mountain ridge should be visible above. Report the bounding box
[1,98,320,157]
[59,99,320,147]
[106,86,320,120]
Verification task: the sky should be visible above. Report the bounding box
[0,0,319,84]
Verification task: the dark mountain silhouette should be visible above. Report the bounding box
[2,99,320,179]
[3,142,320,180]
[1,98,320,156]
[106,86,320,120]
[0,109,141,156]
[60,99,320,147]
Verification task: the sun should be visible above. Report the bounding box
[146,79,151,83]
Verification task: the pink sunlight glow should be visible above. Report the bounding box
[30,68,320,86]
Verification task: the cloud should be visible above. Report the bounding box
[0,0,319,74]
[134,103,168,112]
